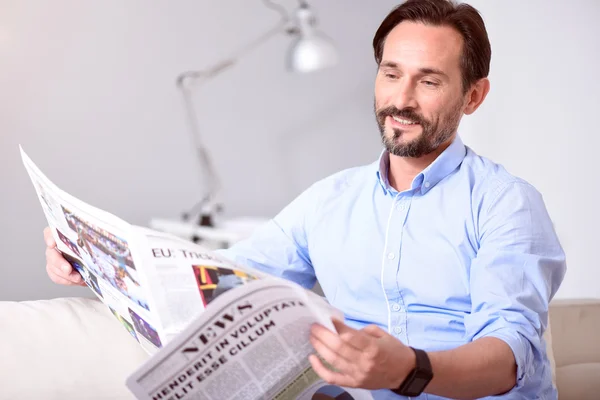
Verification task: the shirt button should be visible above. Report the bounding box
[387,252,395,260]
[394,326,403,334]
[424,181,431,188]
[396,204,405,211]
[392,303,401,312]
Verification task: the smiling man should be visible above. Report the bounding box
[44,0,566,399]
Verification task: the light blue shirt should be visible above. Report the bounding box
[217,135,566,399]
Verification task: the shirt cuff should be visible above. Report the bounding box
[477,326,535,390]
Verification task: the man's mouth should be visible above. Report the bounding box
[391,115,419,125]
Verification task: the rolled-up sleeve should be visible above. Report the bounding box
[215,184,318,289]
[464,181,566,390]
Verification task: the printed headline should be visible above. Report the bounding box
[151,299,306,400]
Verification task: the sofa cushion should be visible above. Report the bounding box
[555,363,600,400]
[0,297,149,400]
[547,299,600,400]
[549,299,600,365]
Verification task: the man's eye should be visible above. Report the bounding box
[385,73,398,80]
[423,80,438,87]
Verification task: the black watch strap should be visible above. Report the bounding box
[414,347,432,371]
[392,347,433,397]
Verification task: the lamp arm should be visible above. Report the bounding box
[236,1,292,61]
[176,0,292,225]
[177,2,291,86]
[179,82,220,211]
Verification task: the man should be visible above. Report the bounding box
[43,0,566,398]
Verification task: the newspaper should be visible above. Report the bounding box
[20,147,374,400]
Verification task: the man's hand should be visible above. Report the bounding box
[309,319,415,390]
[44,227,85,286]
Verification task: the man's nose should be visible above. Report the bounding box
[391,80,418,110]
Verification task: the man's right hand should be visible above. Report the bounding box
[44,227,86,286]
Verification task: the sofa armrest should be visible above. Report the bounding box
[0,297,149,400]
[549,298,600,400]
[550,299,600,367]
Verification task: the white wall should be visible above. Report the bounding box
[0,0,598,301]
[0,0,392,301]
[461,0,600,299]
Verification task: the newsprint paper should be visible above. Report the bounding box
[21,147,374,400]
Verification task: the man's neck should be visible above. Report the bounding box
[387,139,453,192]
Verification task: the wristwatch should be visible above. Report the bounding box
[392,347,433,396]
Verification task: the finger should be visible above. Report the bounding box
[311,323,366,365]
[46,252,83,285]
[309,354,355,388]
[61,266,84,284]
[47,268,82,286]
[47,260,83,284]
[332,318,353,333]
[66,270,84,285]
[310,330,354,374]
[50,265,86,286]
[311,323,361,356]
[43,227,56,248]
[46,247,73,275]
[363,324,387,338]
[332,319,373,350]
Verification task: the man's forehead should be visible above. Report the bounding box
[382,21,463,68]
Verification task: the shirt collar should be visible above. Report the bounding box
[375,135,467,195]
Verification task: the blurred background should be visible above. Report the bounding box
[1,0,598,301]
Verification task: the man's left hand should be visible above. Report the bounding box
[309,319,416,390]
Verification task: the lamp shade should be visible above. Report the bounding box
[286,3,338,73]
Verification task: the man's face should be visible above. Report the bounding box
[375,21,467,158]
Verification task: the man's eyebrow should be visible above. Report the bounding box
[379,61,449,79]
[419,67,448,79]
[379,61,399,69]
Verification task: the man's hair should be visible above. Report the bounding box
[373,0,491,92]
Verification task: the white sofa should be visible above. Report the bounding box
[0,297,598,399]
[0,298,148,400]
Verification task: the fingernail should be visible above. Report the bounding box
[62,264,70,273]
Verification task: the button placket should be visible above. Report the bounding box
[383,194,412,339]
[389,196,412,343]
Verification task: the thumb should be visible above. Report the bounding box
[331,318,356,335]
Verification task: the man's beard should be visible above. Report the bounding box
[375,99,463,158]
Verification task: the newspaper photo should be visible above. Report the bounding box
[20,147,374,400]
[20,147,268,354]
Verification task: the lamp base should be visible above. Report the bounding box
[149,216,268,249]
[197,213,215,228]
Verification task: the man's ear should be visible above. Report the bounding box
[464,78,490,115]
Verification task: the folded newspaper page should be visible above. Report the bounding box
[21,147,374,400]
[127,279,373,400]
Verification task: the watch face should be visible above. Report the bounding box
[396,369,433,396]
[408,376,431,390]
